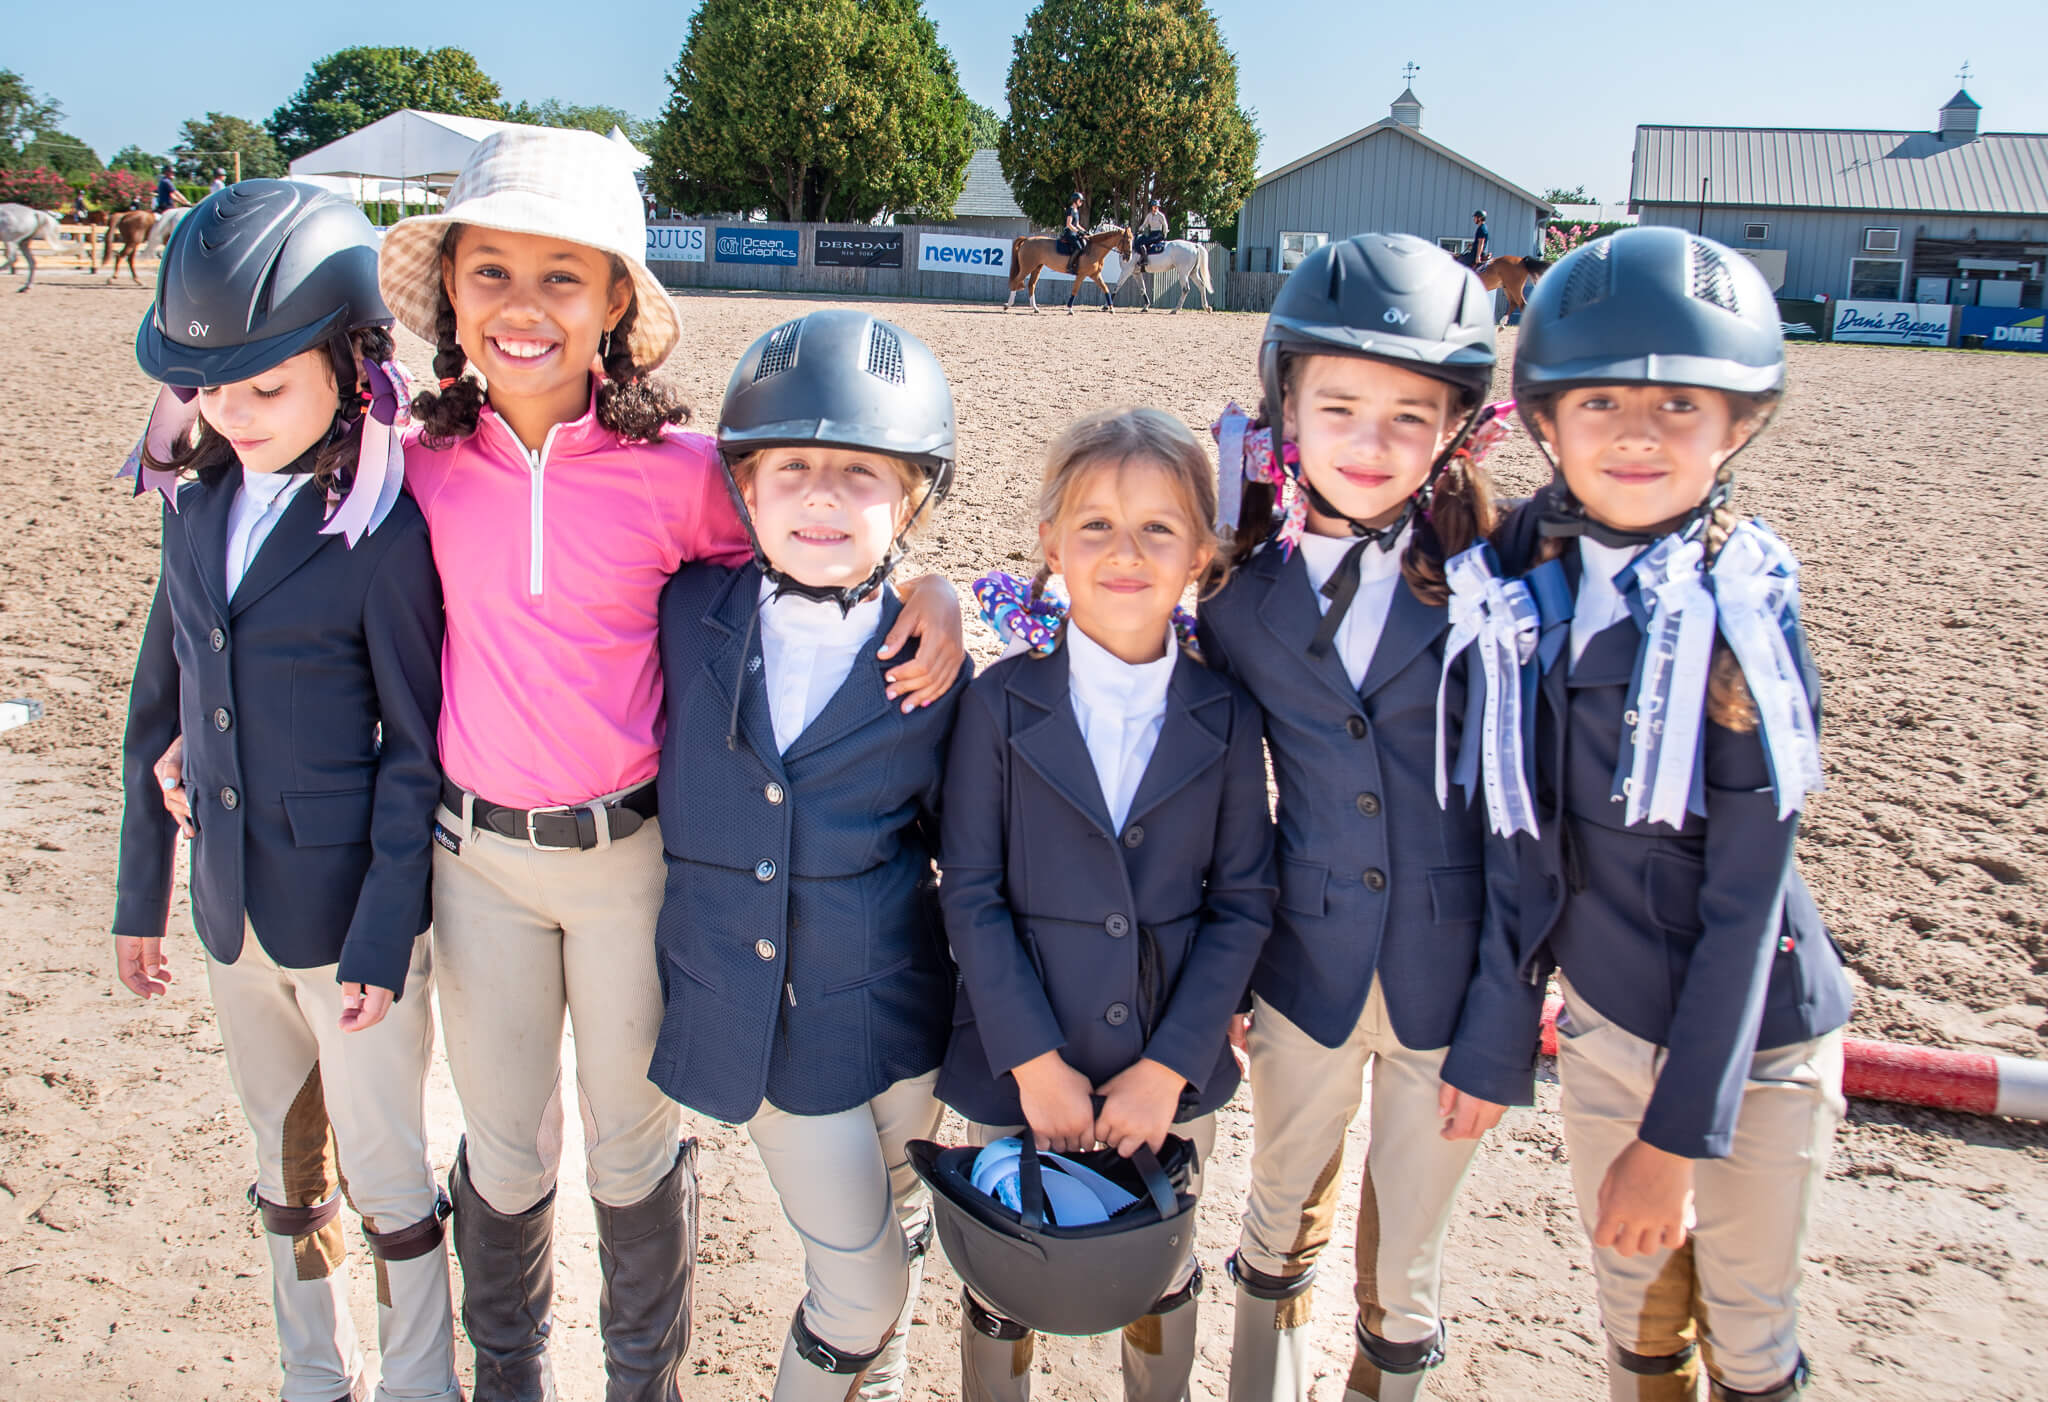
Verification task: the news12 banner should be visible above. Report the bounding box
[645,225,705,263]
[1959,306,2047,352]
[815,230,904,268]
[919,231,1011,276]
[716,227,801,265]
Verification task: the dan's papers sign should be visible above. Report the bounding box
[1832,300,1953,346]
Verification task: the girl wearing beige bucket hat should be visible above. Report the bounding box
[376,126,967,1402]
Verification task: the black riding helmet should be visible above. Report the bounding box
[717,307,956,612]
[135,180,391,388]
[1512,226,1784,544]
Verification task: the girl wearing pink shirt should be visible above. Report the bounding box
[376,129,965,1402]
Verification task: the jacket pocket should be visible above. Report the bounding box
[822,954,914,996]
[1643,848,1707,936]
[281,787,374,848]
[1426,866,1483,925]
[1278,859,1328,918]
[663,947,720,995]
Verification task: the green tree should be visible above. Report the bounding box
[0,69,63,167]
[1542,184,1593,205]
[268,47,506,160]
[505,98,639,136]
[965,100,1002,150]
[109,145,164,175]
[648,0,972,223]
[1000,0,1258,234]
[174,113,286,181]
[18,130,99,178]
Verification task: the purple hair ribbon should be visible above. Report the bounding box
[321,357,413,546]
[117,384,199,507]
[973,570,1198,659]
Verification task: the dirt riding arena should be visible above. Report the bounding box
[1,276,2045,1401]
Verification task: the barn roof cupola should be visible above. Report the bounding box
[1391,87,1423,130]
[1939,87,1981,142]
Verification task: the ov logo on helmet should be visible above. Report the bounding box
[188,321,210,338]
[1382,307,1411,325]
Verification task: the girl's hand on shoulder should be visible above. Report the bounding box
[1227,1011,1253,1072]
[1437,1083,1506,1140]
[114,936,172,999]
[881,573,964,712]
[1012,1050,1096,1153]
[1094,1058,1187,1158]
[338,983,396,1033]
[154,734,194,837]
[1594,1138,1696,1257]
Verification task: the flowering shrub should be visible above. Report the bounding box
[0,165,75,210]
[87,168,153,210]
[1543,223,1594,259]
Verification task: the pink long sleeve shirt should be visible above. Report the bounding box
[406,388,751,809]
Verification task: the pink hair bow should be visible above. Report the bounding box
[117,385,200,507]
[1210,401,1306,557]
[1451,398,1516,469]
[321,356,412,545]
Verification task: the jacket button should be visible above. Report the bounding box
[1104,913,1130,937]
[1362,868,1386,892]
[209,628,225,652]
[764,782,785,805]
[1122,825,1145,848]
[755,859,776,882]
[1105,1003,1130,1026]
[213,707,231,732]
[1356,792,1380,817]
[755,939,776,961]
[219,787,239,811]
[1346,716,1367,739]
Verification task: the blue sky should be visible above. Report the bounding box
[14,1,2047,205]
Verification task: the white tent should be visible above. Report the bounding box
[289,110,652,194]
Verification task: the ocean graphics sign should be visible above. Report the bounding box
[919,231,1011,276]
[716,227,800,265]
[815,229,904,268]
[646,225,705,263]
[1832,300,1953,346]
[1959,306,2047,352]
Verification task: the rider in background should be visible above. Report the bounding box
[153,167,188,214]
[1062,192,1088,274]
[1464,210,1489,269]
[1136,199,1168,270]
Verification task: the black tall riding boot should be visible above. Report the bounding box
[449,1137,558,1402]
[594,1139,699,1402]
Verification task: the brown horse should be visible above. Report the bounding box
[1475,254,1552,317]
[1005,226,1132,314]
[102,209,158,284]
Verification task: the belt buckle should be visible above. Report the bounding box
[524,804,579,851]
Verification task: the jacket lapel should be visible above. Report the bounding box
[1568,618,1643,689]
[1005,646,1117,840]
[179,476,237,623]
[700,565,787,781]
[780,591,902,766]
[1125,656,1230,825]
[228,482,333,618]
[1357,581,1444,700]
[1254,547,1362,714]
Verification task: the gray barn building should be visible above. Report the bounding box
[1233,88,1552,275]
[1630,91,2048,308]
[919,149,1030,238]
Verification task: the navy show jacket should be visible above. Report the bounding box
[113,470,444,998]
[1449,495,1854,1158]
[1197,541,1517,1103]
[936,641,1276,1128]
[647,564,969,1124]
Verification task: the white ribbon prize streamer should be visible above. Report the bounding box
[1437,545,1542,837]
[1215,405,1248,531]
[1622,534,1715,829]
[1710,522,1823,818]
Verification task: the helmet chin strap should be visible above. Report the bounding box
[1536,472,1732,550]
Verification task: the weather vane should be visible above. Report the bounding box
[1402,61,1420,86]
[1957,59,1971,86]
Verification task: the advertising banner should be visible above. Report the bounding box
[919,231,1011,276]
[815,229,904,268]
[1959,306,2047,351]
[1832,300,1953,346]
[645,224,705,263]
[716,227,800,265]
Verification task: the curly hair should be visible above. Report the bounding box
[142,326,395,494]
[408,224,690,448]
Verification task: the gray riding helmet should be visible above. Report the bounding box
[718,307,956,503]
[135,180,391,388]
[1512,226,1784,402]
[1258,232,1497,426]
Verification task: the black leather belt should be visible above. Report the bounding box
[442,779,658,852]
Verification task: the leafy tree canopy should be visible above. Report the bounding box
[268,47,505,161]
[1542,184,1593,204]
[965,100,1002,150]
[0,69,64,168]
[175,113,286,181]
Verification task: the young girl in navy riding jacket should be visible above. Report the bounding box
[1455,226,1852,1402]
[939,406,1276,1402]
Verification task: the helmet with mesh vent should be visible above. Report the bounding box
[1512,226,1783,400]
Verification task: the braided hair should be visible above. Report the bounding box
[409,224,690,448]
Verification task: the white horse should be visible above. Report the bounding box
[140,204,192,258]
[1116,238,1216,313]
[0,203,67,291]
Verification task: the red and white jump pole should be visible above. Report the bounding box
[1536,996,2048,1122]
